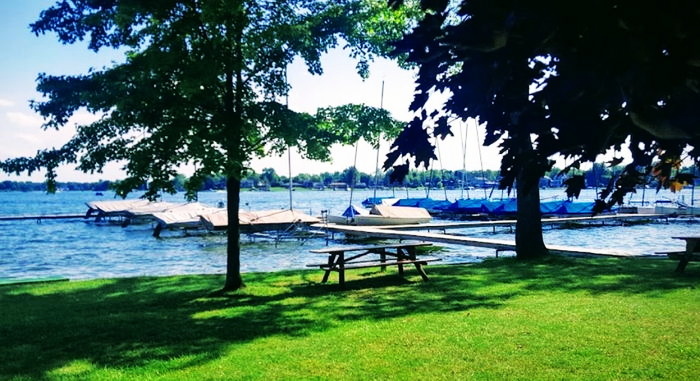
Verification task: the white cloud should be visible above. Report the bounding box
[67,110,101,125]
[6,111,42,127]
[0,98,15,107]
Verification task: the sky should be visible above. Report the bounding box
[0,1,595,184]
[0,0,510,183]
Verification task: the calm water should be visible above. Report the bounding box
[0,188,697,280]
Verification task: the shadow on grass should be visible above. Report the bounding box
[0,256,696,378]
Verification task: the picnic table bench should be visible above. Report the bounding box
[307,242,441,287]
[657,236,700,273]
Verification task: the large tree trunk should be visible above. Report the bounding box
[515,166,549,259]
[220,9,246,292]
[223,175,245,291]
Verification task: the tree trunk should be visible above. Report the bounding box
[223,175,245,291]
[515,166,549,259]
[221,9,246,292]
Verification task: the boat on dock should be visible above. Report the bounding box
[151,202,223,236]
[433,198,603,218]
[392,198,453,214]
[86,199,191,225]
[360,196,398,208]
[328,204,432,226]
[85,199,150,219]
[200,208,320,233]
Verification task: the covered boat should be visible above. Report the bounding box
[361,197,398,208]
[86,199,184,225]
[331,204,431,226]
[554,201,597,215]
[326,204,368,225]
[200,209,320,233]
[392,197,453,213]
[445,199,491,214]
[151,203,222,236]
[85,199,150,219]
[488,199,518,216]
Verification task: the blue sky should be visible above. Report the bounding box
[0,1,504,182]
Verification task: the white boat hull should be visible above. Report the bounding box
[352,215,431,225]
[327,205,432,226]
[326,215,431,226]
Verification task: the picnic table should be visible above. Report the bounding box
[658,236,700,273]
[307,242,441,287]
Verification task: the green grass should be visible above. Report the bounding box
[1,257,698,380]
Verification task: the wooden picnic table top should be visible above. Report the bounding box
[309,242,432,254]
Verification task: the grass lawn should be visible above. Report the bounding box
[1,256,698,380]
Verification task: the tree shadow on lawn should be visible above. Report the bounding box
[0,256,696,378]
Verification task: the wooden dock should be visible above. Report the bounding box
[361,213,666,231]
[0,214,86,221]
[316,214,668,258]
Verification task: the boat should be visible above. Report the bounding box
[360,197,398,208]
[87,199,226,227]
[121,202,184,223]
[441,198,605,218]
[151,202,223,236]
[444,198,492,214]
[328,204,432,226]
[654,200,700,216]
[200,208,320,233]
[326,204,368,225]
[392,197,453,214]
[85,199,151,220]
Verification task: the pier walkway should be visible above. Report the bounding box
[363,213,665,231]
[317,214,667,258]
[0,214,86,222]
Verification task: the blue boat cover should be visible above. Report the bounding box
[393,198,452,211]
[540,200,565,214]
[555,201,595,214]
[393,198,427,207]
[361,197,389,208]
[422,199,453,211]
[341,204,366,217]
[444,199,598,216]
[490,199,518,215]
[446,199,490,213]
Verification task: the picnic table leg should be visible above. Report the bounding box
[675,240,697,273]
[321,253,338,283]
[413,263,430,281]
[338,252,345,287]
[379,248,387,272]
[395,248,406,277]
[406,247,430,281]
[675,256,689,273]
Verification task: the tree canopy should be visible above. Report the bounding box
[1,0,415,290]
[384,0,699,258]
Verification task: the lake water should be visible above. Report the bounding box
[0,188,697,281]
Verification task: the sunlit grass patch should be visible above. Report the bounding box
[0,256,698,380]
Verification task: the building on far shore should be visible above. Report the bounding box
[328,182,349,191]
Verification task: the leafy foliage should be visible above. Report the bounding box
[0,0,416,290]
[384,0,699,214]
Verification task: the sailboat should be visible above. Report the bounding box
[328,203,432,226]
[327,81,432,226]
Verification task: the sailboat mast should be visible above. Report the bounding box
[473,118,488,199]
[288,148,293,211]
[348,142,360,209]
[285,74,293,211]
[372,80,385,201]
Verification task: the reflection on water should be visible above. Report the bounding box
[0,189,697,280]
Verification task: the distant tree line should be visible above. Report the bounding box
[3,165,694,193]
[0,180,113,192]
